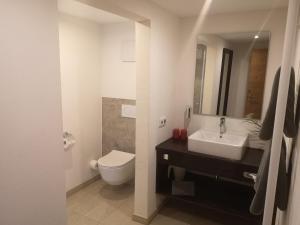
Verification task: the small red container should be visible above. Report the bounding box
[180,129,188,141]
[173,128,181,140]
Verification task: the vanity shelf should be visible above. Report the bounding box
[156,138,263,225]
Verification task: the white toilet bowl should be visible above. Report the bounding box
[97,150,135,185]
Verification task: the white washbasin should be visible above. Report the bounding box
[188,129,248,160]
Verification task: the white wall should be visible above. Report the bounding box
[59,14,136,191]
[100,22,136,100]
[77,0,181,219]
[59,15,102,191]
[0,1,66,225]
[175,9,287,133]
[281,28,300,225]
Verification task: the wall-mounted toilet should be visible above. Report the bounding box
[91,150,135,185]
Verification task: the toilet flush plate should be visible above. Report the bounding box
[121,104,136,118]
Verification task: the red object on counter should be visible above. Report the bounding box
[180,129,187,141]
[173,128,181,140]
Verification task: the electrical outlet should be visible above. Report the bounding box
[159,116,167,128]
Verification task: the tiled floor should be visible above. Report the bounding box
[67,179,223,225]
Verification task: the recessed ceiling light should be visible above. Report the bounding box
[254,35,259,39]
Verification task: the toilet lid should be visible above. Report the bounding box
[98,150,135,167]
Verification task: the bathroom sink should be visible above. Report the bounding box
[188,129,248,160]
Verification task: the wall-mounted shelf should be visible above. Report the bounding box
[156,138,263,225]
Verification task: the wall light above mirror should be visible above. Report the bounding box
[193,31,270,119]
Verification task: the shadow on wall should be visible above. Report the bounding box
[102,97,136,156]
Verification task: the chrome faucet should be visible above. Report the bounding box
[219,117,226,138]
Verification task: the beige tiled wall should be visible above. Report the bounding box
[102,97,136,156]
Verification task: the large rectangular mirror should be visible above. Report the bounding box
[193,31,270,119]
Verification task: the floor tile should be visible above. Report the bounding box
[118,195,134,216]
[67,179,134,225]
[84,199,117,222]
[100,208,138,225]
[68,211,99,225]
[67,179,224,225]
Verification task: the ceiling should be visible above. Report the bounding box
[58,0,129,24]
[217,31,270,43]
[150,0,289,17]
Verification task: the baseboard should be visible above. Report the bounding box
[66,175,101,197]
[132,212,158,225]
[132,199,167,224]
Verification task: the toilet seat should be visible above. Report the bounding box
[98,150,135,168]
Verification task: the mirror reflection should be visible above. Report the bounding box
[193,31,270,119]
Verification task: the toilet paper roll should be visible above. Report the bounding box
[90,160,98,170]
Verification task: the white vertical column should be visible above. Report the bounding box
[263,0,300,225]
[134,21,151,219]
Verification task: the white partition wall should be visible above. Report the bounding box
[134,21,151,219]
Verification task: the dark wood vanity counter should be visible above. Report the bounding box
[156,138,263,186]
[156,138,263,167]
[155,138,263,225]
